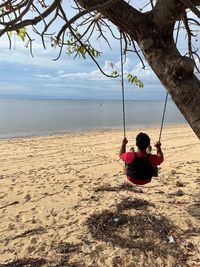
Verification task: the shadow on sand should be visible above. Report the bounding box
[86,197,187,266]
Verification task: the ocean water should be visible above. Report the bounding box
[0,99,186,138]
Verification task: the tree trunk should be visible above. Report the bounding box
[140,41,200,138]
[78,0,200,138]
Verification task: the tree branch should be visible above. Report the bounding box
[180,0,200,18]
[152,0,186,29]
[0,0,61,37]
[68,26,118,78]
[56,0,119,41]
[76,0,145,40]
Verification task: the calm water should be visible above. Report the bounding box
[0,99,186,138]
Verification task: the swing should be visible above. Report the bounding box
[119,31,167,182]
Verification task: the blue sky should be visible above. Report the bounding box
[0,2,199,101]
[0,36,166,100]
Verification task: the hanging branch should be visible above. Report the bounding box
[56,0,118,42]
[183,12,193,57]
[25,31,34,57]
[6,31,12,49]
[0,0,61,37]
[188,18,200,26]
[140,1,151,11]
[95,20,112,49]
[100,19,120,40]
[68,26,118,78]
[31,2,47,27]
[125,37,146,69]
[40,5,60,49]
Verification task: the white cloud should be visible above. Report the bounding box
[34,74,52,78]
[55,57,157,85]
[59,70,106,80]
[57,70,64,75]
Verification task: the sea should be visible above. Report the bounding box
[0,99,186,139]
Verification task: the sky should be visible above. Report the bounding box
[0,1,199,101]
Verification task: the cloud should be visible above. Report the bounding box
[54,57,158,86]
[58,70,106,80]
[34,74,52,78]
[57,70,64,75]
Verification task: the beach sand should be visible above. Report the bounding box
[0,124,200,267]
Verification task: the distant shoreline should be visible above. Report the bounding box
[0,97,173,102]
[0,122,188,141]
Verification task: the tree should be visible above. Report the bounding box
[0,0,200,138]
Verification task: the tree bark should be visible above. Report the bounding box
[77,0,200,139]
[138,37,200,138]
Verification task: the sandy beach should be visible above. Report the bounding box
[0,124,200,267]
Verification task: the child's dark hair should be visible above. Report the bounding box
[136,132,150,151]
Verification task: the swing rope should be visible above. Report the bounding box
[119,31,168,142]
[120,31,126,138]
[158,92,168,142]
[157,20,181,142]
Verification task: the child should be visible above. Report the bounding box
[119,132,164,185]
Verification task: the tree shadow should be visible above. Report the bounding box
[94,182,143,193]
[0,243,84,267]
[0,258,46,267]
[187,203,200,220]
[52,242,85,267]
[85,197,187,266]
[116,197,155,211]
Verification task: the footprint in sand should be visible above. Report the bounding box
[7,223,15,231]
[15,214,22,223]
[0,193,6,199]
[26,245,37,254]
[30,237,38,245]
[24,193,31,202]
[79,175,86,179]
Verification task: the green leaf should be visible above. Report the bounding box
[111,70,118,76]
[16,28,26,42]
[108,62,115,69]
[127,73,144,88]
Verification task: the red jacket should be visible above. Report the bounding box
[121,151,164,185]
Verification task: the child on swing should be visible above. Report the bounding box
[119,132,164,185]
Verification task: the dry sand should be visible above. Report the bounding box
[0,124,200,267]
